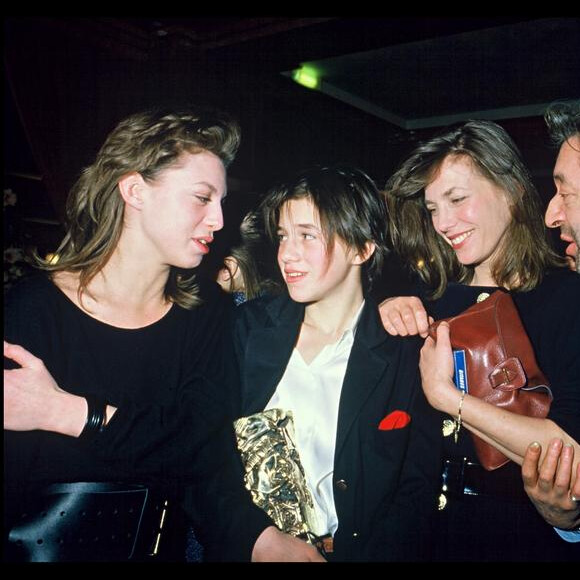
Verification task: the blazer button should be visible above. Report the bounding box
[335,479,348,491]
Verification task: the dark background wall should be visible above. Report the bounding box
[4,17,573,290]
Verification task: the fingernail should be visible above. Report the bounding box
[529,441,540,450]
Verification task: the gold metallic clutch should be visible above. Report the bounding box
[233,408,318,541]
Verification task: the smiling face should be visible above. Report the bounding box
[276,197,363,304]
[424,155,513,286]
[545,136,580,272]
[136,150,227,270]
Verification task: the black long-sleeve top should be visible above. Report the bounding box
[423,268,580,457]
[423,268,580,561]
[4,274,271,560]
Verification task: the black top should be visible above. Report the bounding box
[423,268,580,461]
[421,269,580,561]
[4,274,271,560]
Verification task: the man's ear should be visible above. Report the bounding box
[352,241,376,265]
[118,172,145,209]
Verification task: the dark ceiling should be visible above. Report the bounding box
[118,17,579,127]
[296,18,580,128]
[4,16,579,257]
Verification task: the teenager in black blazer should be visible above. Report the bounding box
[232,166,440,561]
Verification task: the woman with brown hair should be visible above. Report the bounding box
[382,120,580,560]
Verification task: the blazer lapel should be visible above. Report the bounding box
[334,300,394,459]
[242,296,304,414]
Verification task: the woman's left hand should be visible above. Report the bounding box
[4,341,67,431]
[419,322,459,413]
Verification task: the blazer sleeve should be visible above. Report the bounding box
[181,298,274,562]
[181,421,275,562]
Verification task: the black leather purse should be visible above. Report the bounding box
[7,482,168,562]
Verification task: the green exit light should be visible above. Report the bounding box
[292,67,320,90]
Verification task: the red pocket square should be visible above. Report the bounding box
[378,410,411,431]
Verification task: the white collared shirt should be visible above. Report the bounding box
[265,300,365,537]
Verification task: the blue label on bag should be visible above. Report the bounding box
[452,350,469,394]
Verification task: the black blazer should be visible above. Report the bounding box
[233,292,440,561]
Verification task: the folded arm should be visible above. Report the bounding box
[4,341,117,436]
[419,324,580,470]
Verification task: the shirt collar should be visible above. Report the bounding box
[328,299,364,355]
[337,299,365,343]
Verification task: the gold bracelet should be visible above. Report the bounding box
[454,392,466,444]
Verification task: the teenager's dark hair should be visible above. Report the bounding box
[261,165,389,289]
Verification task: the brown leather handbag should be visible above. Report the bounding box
[429,290,553,471]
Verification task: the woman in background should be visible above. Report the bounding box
[215,210,281,305]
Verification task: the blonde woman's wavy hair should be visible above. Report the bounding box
[37,108,240,309]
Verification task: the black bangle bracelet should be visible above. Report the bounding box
[79,394,107,441]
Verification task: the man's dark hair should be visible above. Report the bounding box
[544,100,580,147]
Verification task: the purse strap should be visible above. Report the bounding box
[488,357,526,391]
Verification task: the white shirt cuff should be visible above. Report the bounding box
[554,527,580,542]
